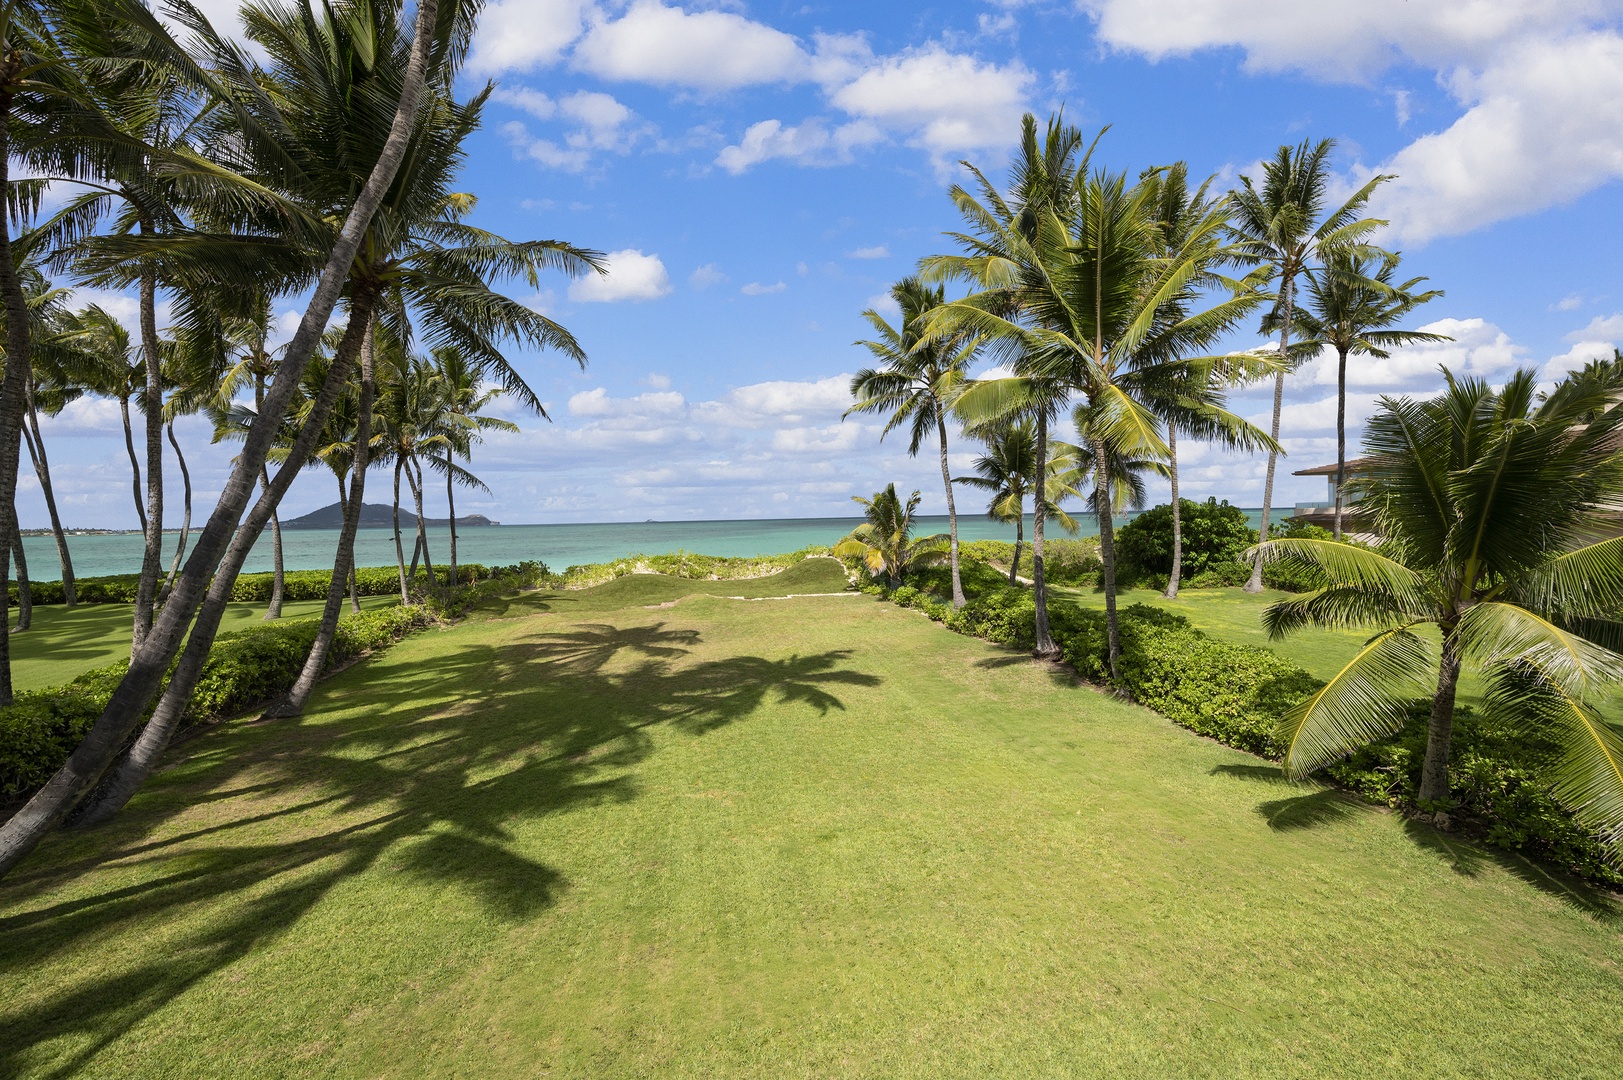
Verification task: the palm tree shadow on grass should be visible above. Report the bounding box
[0,620,880,1076]
[1209,763,1620,918]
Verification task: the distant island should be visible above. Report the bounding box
[282,502,500,530]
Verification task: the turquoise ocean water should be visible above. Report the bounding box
[20,510,1292,581]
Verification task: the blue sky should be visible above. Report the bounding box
[26,0,1623,528]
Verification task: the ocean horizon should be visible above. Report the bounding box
[18,509,1294,582]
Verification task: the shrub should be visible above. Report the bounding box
[10,563,505,607]
[0,604,435,799]
[559,547,831,588]
[1115,499,1255,584]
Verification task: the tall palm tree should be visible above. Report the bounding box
[835,484,951,589]
[0,0,459,870]
[924,113,1095,655]
[377,348,452,601]
[954,418,1077,584]
[928,136,1269,678]
[1254,367,1623,850]
[848,277,979,608]
[1292,249,1447,538]
[68,305,150,552]
[1228,140,1391,590]
[430,344,519,585]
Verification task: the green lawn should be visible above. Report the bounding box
[12,595,401,692]
[2,566,1619,1077]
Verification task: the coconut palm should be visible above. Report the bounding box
[0,0,460,871]
[377,348,453,601]
[68,305,150,551]
[1253,367,1623,853]
[428,344,519,585]
[927,133,1270,678]
[835,484,951,589]
[1292,250,1447,538]
[1228,140,1391,590]
[848,277,979,608]
[954,418,1077,584]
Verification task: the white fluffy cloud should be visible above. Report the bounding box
[573,1,809,89]
[716,118,883,173]
[497,88,647,172]
[567,249,673,302]
[1293,317,1525,389]
[1078,0,1623,242]
[830,45,1034,159]
[740,281,787,296]
[468,0,593,75]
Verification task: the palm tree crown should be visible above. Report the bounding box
[835,484,951,590]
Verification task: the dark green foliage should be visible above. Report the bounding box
[1116,499,1255,582]
[0,605,434,799]
[8,563,512,606]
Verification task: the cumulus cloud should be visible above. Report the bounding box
[573,1,809,89]
[1567,313,1623,342]
[1292,317,1524,388]
[498,88,647,172]
[830,45,1035,160]
[688,263,727,290]
[468,0,593,75]
[1075,0,1623,243]
[715,118,883,173]
[567,249,673,302]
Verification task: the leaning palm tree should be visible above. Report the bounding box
[1228,140,1391,590]
[1292,249,1447,538]
[927,133,1269,678]
[848,277,979,608]
[835,484,951,589]
[1254,366,1623,854]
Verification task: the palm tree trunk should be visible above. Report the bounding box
[0,80,35,706]
[1165,427,1181,599]
[1009,500,1023,585]
[133,254,164,652]
[1032,411,1056,657]
[1417,626,1462,807]
[1248,277,1294,592]
[159,421,191,604]
[23,384,74,606]
[12,529,29,632]
[120,397,146,535]
[936,416,965,609]
[393,458,409,602]
[266,320,376,719]
[1334,344,1348,541]
[446,456,458,587]
[407,457,437,592]
[1095,442,1122,682]
[72,311,373,827]
[408,526,423,580]
[262,464,284,620]
[0,0,444,876]
[338,473,359,613]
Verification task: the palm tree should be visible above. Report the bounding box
[835,484,951,589]
[1228,140,1391,590]
[0,0,459,870]
[1254,367,1623,850]
[1292,249,1447,538]
[954,418,1077,584]
[377,348,452,601]
[69,305,150,551]
[924,113,1094,656]
[848,277,979,608]
[430,344,519,585]
[927,128,1269,678]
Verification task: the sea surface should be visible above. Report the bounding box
[20,510,1292,581]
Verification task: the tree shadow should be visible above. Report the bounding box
[1210,764,1372,832]
[0,614,882,1075]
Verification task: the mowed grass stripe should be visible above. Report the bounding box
[1,583,1618,1078]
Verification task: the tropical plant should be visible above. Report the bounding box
[67,305,151,571]
[926,117,1269,678]
[0,0,455,874]
[1227,139,1390,589]
[1292,249,1447,538]
[428,344,520,585]
[954,418,1076,584]
[848,277,979,608]
[835,484,951,589]
[1254,367,1623,857]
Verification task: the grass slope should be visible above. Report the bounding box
[2,575,1619,1077]
[11,596,400,693]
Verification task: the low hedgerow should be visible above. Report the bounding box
[0,603,434,799]
[11,563,501,606]
[887,555,1623,888]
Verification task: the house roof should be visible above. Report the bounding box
[1293,457,1372,477]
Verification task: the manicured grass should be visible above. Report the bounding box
[2,570,1619,1077]
[11,595,400,692]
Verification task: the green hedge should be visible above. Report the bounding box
[10,563,503,606]
[559,547,832,588]
[0,603,434,799]
[882,557,1623,889]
